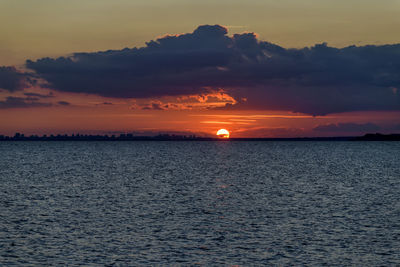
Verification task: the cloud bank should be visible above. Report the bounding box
[314,123,381,133]
[3,25,400,115]
[0,96,51,109]
[0,67,27,92]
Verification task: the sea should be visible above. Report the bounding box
[0,141,399,266]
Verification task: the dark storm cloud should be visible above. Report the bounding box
[314,123,381,133]
[0,96,51,109]
[25,25,400,115]
[0,66,27,92]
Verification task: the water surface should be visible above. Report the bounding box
[0,141,399,265]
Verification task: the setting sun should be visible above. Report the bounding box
[216,129,230,138]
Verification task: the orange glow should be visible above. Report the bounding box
[1,88,399,138]
[216,128,230,138]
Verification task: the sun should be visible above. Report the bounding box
[216,129,230,138]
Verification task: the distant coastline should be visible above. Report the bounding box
[0,133,399,141]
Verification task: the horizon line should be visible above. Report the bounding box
[1,132,399,141]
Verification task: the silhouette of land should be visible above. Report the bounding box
[0,133,399,141]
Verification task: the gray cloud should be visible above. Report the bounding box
[24,92,54,98]
[0,96,52,109]
[0,67,27,92]
[20,25,400,115]
[141,101,167,110]
[57,101,70,106]
[236,127,306,138]
[392,124,400,131]
[314,123,381,133]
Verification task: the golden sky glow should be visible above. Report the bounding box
[1,0,400,65]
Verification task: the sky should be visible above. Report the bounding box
[0,0,399,137]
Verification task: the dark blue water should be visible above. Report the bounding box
[1,141,399,265]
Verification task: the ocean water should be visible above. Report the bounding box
[0,141,399,266]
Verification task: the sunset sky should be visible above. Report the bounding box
[1,0,399,137]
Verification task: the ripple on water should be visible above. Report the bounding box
[0,141,399,265]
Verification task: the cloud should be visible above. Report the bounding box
[234,127,306,138]
[136,91,237,110]
[57,101,70,106]
[141,101,166,110]
[392,124,400,131]
[24,92,54,98]
[0,96,51,109]
[314,123,381,133]
[0,67,27,92]
[389,124,400,133]
[22,25,400,115]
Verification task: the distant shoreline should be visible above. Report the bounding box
[1,133,399,141]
